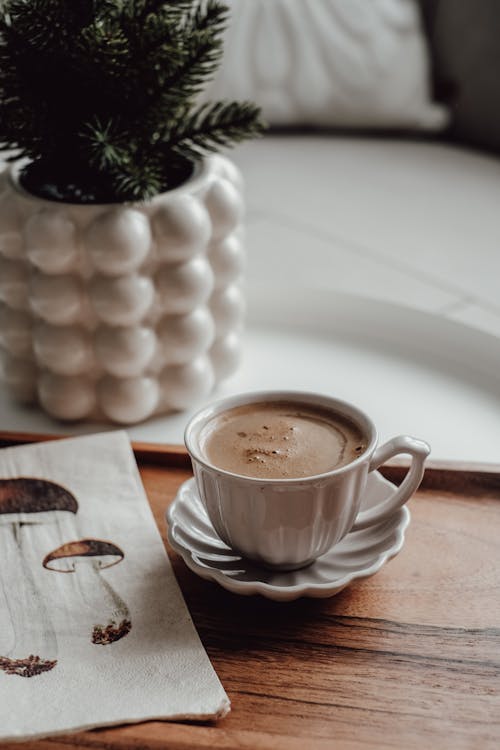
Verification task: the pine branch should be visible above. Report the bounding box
[129,0,193,24]
[112,160,164,201]
[160,2,228,98]
[166,101,265,157]
[185,0,228,35]
[5,0,96,51]
[81,117,131,170]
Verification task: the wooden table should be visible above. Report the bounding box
[1,435,499,749]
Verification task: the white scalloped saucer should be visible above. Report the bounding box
[166,473,410,602]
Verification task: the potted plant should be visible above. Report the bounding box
[0,0,263,423]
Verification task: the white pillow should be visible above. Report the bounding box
[203,0,447,130]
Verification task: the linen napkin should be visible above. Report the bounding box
[0,431,229,741]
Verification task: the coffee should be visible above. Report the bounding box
[199,401,367,479]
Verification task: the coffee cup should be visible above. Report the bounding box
[184,391,430,570]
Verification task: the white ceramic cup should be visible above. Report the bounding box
[184,391,430,570]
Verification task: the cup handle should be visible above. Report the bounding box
[351,436,430,532]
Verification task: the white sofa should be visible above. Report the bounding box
[232,134,500,336]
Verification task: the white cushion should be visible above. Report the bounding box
[203,0,447,130]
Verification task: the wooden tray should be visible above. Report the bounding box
[1,433,499,750]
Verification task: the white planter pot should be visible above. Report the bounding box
[0,155,245,423]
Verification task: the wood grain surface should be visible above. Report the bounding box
[0,435,499,749]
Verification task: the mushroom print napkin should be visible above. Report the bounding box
[0,431,229,740]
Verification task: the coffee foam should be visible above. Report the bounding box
[200,401,367,479]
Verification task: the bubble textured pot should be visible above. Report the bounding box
[0,155,245,423]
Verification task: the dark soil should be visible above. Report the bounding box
[19,159,194,204]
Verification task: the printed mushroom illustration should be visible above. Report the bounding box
[43,539,131,645]
[0,477,78,677]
